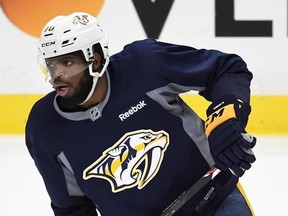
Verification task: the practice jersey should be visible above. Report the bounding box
[25,39,252,215]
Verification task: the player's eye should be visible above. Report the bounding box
[46,62,55,69]
[63,60,73,67]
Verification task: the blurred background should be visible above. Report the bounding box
[0,0,287,215]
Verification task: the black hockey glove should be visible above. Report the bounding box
[205,94,256,177]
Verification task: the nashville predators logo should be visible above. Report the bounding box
[73,15,89,25]
[83,129,170,193]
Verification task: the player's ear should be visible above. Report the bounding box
[92,53,102,72]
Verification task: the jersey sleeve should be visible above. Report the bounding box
[51,197,98,216]
[25,104,98,216]
[148,39,253,103]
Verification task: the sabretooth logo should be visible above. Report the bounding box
[119,100,146,121]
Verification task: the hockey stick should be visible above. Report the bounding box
[160,167,220,216]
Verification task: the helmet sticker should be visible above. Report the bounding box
[73,15,89,25]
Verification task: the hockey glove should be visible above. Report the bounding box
[205,94,256,177]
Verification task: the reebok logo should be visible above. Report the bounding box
[119,100,147,121]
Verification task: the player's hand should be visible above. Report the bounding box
[205,94,256,177]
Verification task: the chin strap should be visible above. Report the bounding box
[78,74,99,105]
[78,57,109,105]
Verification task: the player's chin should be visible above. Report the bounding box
[69,93,87,105]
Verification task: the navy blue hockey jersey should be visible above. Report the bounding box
[25,39,252,215]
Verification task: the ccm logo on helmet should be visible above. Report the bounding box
[119,100,147,121]
[41,41,56,47]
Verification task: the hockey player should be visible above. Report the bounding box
[25,12,257,216]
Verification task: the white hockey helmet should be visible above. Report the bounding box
[38,12,110,104]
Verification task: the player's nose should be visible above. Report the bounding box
[49,65,67,78]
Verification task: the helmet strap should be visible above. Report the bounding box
[78,64,99,105]
[78,56,109,105]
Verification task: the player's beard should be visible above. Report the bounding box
[58,71,93,110]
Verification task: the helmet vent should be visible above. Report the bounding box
[44,33,53,37]
[61,39,75,48]
[63,29,71,34]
